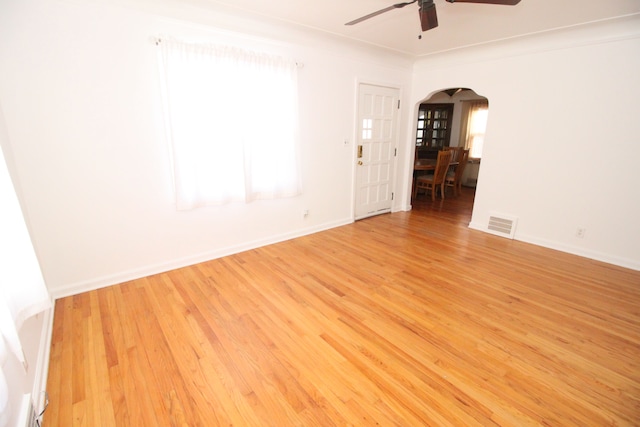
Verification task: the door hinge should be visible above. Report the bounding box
[391,192,394,200]
[397,100,401,109]
[394,148,397,157]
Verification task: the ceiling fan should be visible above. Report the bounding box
[345,0,521,33]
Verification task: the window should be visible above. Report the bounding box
[462,101,489,158]
[157,38,301,210]
[362,119,373,140]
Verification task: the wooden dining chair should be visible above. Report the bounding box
[413,149,453,201]
[444,146,464,163]
[445,148,470,196]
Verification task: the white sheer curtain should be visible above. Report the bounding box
[460,100,489,158]
[157,37,301,210]
[0,107,51,426]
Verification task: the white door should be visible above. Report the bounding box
[354,84,399,220]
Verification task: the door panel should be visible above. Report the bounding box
[355,84,399,220]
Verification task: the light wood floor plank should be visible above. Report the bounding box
[44,188,640,426]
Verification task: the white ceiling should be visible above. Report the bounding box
[188,0,640,57]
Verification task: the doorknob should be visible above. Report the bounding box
[357,161,363,165]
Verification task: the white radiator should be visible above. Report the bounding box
[462,158,480,187]
[19,392,45,427]
[18,394,37,427]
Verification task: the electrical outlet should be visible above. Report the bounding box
[576,227,586,238]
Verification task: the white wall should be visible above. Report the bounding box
[0,0,413,297]
[409,15,640,270]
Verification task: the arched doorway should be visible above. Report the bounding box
[411,88,488,209]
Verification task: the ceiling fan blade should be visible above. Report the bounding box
[345,0,418,26]
[419,0,438,31]
[445,0,521,4]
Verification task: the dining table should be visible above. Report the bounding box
[414,159,459,171]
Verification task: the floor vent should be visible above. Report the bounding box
[487,214,518,239]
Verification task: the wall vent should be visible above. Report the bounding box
[487,213,518,239]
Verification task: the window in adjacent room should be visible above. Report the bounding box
[461,100,489,158]
[157,37,301,210]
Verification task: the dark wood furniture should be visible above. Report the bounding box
[415,103,454,160]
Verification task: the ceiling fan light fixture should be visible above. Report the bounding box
[445,0,521,4]
[419,1,438,32]
[345,0,521,32]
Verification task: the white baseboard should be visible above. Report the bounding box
[50,218,353,299]
[516,233,640,272]
[394,204,413,213]
[469,221,640,272]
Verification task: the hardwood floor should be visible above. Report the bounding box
[45,187,640,426]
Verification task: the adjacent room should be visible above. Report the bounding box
[1,0,639,425]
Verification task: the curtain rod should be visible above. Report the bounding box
[153,37,303,68]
